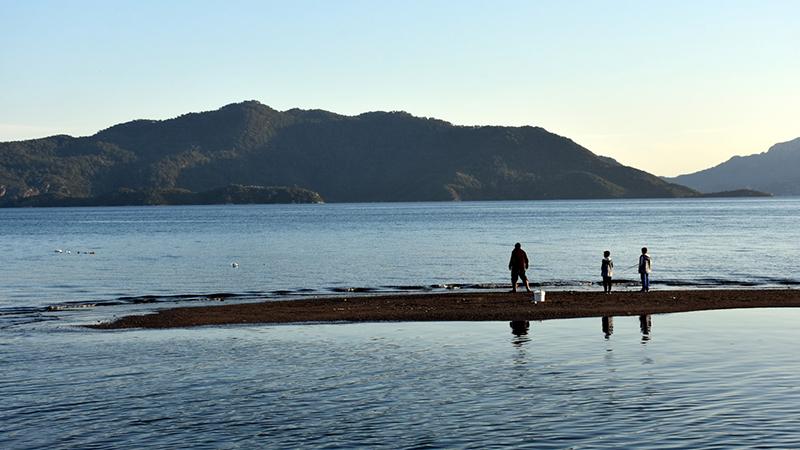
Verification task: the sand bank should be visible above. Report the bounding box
[88,289,800,329]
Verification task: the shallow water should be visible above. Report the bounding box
[3,309,800,449]
[2,199,800,448]
[1,198,799,328]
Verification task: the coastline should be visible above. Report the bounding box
[88,289,800,330]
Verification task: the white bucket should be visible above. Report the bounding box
[533,290,546,303]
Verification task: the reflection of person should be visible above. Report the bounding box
[638,247,652,292]
[508,243,532,293]
[639,314,652,337]
[510,321,531,348]
[602,316,614,338]
[601,250,614,294]
[510,320,530,336]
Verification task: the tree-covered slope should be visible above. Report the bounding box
[0,101,697,205]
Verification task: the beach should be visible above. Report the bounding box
[90,289,800,329]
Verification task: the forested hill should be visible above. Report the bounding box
[0,101,697,205]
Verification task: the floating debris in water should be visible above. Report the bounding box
[329,287,376,293]
[54,249,96,255]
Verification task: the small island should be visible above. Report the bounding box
[697,189,772,198]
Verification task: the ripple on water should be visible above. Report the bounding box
[2,310,800,448]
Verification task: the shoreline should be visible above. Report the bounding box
[88,289,800,330]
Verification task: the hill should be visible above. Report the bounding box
[666,138,800,195]
[0,101,697,205]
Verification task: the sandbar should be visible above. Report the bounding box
[88,289,800,329]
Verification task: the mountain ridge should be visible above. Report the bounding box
[666,138,800,195]
[1,101,698,205]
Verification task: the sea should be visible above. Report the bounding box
[2,198,800,449]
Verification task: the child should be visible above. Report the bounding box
[638,247,652,292]
[601,250,614,294]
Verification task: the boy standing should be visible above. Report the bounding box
[601,250,614,294]
[638,247,652,292]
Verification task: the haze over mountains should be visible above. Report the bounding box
[1,101,699,205]
[666,138,800,195]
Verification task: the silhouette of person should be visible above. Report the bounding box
[508,243,532,293]
[601,250,614,294]
[638,247,652,292]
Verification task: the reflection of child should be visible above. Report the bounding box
[601,250,614,294]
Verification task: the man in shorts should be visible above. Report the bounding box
[508,242,532,293]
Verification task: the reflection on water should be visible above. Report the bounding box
[640,314,652,341]
[509,320,530,336]
[602,316,614,338]
[601,315,653,341]
[511,315,656,348]
[5,311,800,449]
[509,320,531,347]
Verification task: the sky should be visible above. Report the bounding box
[1,0,798,177]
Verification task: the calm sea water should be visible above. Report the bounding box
[2,199,800,448]
[1,198,799,326]
[3,310,800,449]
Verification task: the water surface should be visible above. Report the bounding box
[3,309,800,449]
[2,198,798,327]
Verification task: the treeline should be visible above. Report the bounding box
[1,185,323,208]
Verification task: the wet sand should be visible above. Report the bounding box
[89,289,800,329]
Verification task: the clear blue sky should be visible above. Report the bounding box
[1,0,798,176]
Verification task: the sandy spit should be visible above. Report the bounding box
[87,289,800,330]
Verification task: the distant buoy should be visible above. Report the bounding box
[231,262,239,268]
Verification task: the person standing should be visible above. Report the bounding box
[638,247,652,292]
[601,250,614,294]
[508,242,532,293]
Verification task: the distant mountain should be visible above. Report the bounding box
[0,101,697,206]
[666,138,800,195]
